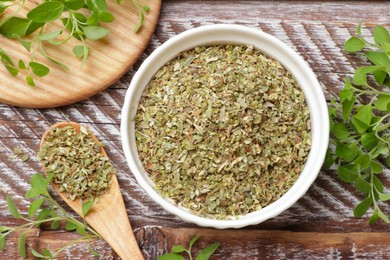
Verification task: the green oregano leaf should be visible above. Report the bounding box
[83,26,109,40]
[369,211,380,224]
[373,70,387,85]
[64,0,85,10]
[353,66,382,86]
[354,176,371,193]
[375,94,390,111]
[377,210,390,223]
[27,74,36,87]
[196,242,220,260]
[73,45,85,58]
[94,0,108,10]
[28,198,44,218]
[171,245,186,253]
[0,235,5,251]
[40,30,62,41]
[25,187,40,199]
[98,11,115,23]
[337,164,358,183]
[378,192,390,201]
[0,47,14,65]
[373,175,383,193]
[37,208,51,226]
[6,195,21,218]
[25,22,45,36]
[354,154,370,169]
[42,248,53,259]
[365,51,390,69]
[189,235,200,249]
[65,221,78,231]
[30,174,48,195]
[18,233,27,259]
[342,96,356,122]
[51,220,61,230]
[0,226,11,233]
[370,161,383,174]
[27,2,64,23]
[354,196,373,218]
[27,75,35,86]
[331,123,350,140]
[335,142,358,162]
[29,62,49,77]
[374,25,390,46]
[82,200,94,217]
[383,42,390,55]
[371,143,389,159]
[339,88,352,103]
[344,37,365,53]
[360,133,379,151]
[351,105,372,133]
[0,17,30,38]
[31,249,45,258]
[4,65,19,77]
[76,227,88,236]
[18,60,26,70]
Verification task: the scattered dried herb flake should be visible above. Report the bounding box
[135,44,311,219]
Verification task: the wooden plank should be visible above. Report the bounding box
[2,225,390,259]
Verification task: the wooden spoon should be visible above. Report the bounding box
[40,122,143,260]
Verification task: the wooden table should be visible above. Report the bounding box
[1,1,390,259]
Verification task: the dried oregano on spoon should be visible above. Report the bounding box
[0,0,150,87]
[38,125,115,201]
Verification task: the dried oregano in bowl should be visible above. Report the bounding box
[134,44,311,219]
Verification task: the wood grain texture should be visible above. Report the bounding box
[0,0,161,108]
[1,1,390,259]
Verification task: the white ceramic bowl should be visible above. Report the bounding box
[121,24,329,229]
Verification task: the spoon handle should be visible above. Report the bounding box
[84,176,144,260]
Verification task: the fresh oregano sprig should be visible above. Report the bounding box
[158,235,220,260]
[0,0,150,87]
[326,22,390,224]
[0,173,99,259]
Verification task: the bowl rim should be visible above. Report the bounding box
[121,24,329,229]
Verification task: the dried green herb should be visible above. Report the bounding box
[135,44,311,219]
[10,146,29,161]
[38,125,115,201]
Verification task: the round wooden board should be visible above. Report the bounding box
[0,0,161,108]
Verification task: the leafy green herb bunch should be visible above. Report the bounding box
[326,23,390,223]
[1,173,99,259]
[0,0,150,86]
